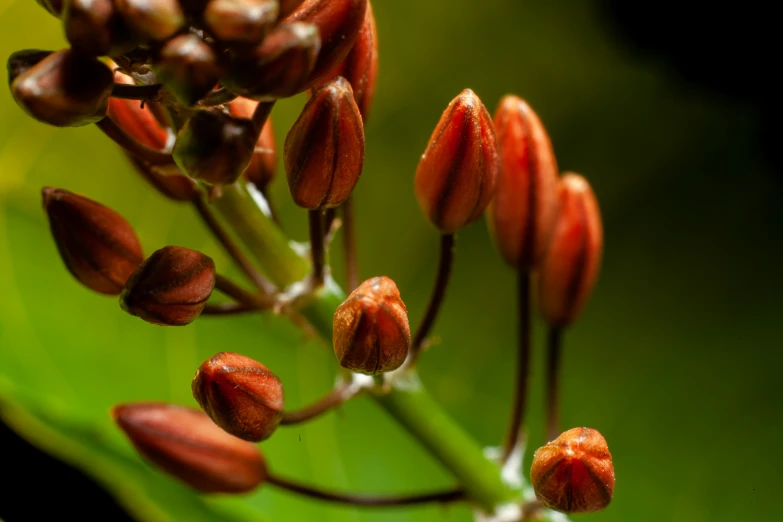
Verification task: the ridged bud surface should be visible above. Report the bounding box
[114,0,185,42]
[333,276,410,374]
[154,34,221,106]
[229,97,277,188]
[414,89,499,233]
[192,352,284,441]
[204,0,278,43]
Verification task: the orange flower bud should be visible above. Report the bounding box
[107,72,170,151]
[204,0,278,43]
[538,173,603,327]
[42,188,143,295]
[333,276,410,374]
[153,34,222,106]
[229,97,277,189]
[487,95,559,270]
[113,402,266,493]
[414,89,499,233]
[62,0,133,56]
[192,352,284,442]
[114,0,185,42]
[7,50,53,86]
[284,76,364,209]
[530,427,615,513]
[120,246,215,326]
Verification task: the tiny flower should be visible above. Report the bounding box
[414,89,499,233]
[530,427,615,513]
[333,276,410,374]
[192,352,284,442]
[203,0,278,43]
[120,246,215,326]
[114,0,185,42]
[6,50,53,86]
[153,34,222,106]
[42,188,143,295]
[62,0,133,56]
[284,76,364,209]
[113,402,266,493]
[487,95,559,270]
[229,98,278,189]
[538,173,603,328]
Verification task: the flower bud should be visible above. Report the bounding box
[204,0,278,43]
[223,22,321,100]
[11,49,113,127]
[120,246,215,326]
[172,109,258,185]
[414,89,499,233]
[113,402,266,493]
[192,352,284,442]
[108,72,170,151]
[42,188,143,295]
[62,0,133,56]
[7,50,53,86]
[333,276,410,374]
[153,34,222,106]
[229,98,277,189]
[530,427,615,513]
[538,174,603,328]
[284,76,364,209]
[114,0,185,42]
[488,95,559,270]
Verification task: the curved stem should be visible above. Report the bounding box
[342,196,359,291]
[110,83,162,101]
[308,210,326,287]
[95,117,173,166]
[251,101,275,134]
[266,472,465,507]
[280,386,356,425]
[202,302,261,315]
[545,326,563,442]
[214,274,272,309]
[197,87,237,107]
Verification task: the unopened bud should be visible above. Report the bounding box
[172,109,257,185]
[108,72,170,151]
[192,352,284,442]
[284,76,364,209]
[333,276,410,374]
[538,174,603,328]
[204,0,278,43]
[114,0,185,42]
[42,188,143,295]
[113,402,266,493]
[488,95,559,270]
[11,49,113,127]
[530,427,615,513]
[414,89,499,233]
[7,50,53,86]
[153,34,222,106]
[229,97,277,189]
[62,0,133,56]
[120,246,215,326]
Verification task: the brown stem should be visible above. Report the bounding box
[266,473,465,507]
[214,274,272,309]
[545,326,563,442]
[110,83,162,101]
[202,302,260,315]
[308,210,325,287]
[251,100,275,134]
[280,386,353,425]
[502,271,532,462]
[342,196,359,291]
[95,117,173,165]
[197,87,237,107]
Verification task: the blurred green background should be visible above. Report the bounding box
[1,0,780,521]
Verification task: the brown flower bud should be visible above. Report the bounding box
[42,188,144,295]
[114,0,185,42]
[120,246,215,326]
[530,427,615,513]
[7,50,53,86]
[11,49,113,127]
[414,89,499,233]
[204,0,278,43]
[192,352,284,442]
[538,174,603,328]
[35,0,64,17]
[283,0,368,89]
[62,0,133,56]
[153,34,222,106]
[284,76,364,209]
[229,97,277,188]
[223,22,321,100]
[487,95,559,270]
[333,276,410,374]
[113,402,266,493]
[172,109,258,185]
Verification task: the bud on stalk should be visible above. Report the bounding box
[229,98,278,189]
[204,0,278,43]
[414,89,499,233]
[113,403,266,493]
[153,34,222,106]
[333,276,410,374]
[192,352,284,441]
[538,174,603,327]
[114,0,185,42]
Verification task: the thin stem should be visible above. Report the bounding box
[110,83,162,101]
[95,117,173,166]
[214,274,272,309]
[409,233,455,364]
[502,272,532,462]
[197,87,237,107]
[545,326,563,442]
[202,302,260,315]
[266,473,465,507]
[251,100,275,134]
[342,196,359,291]
[280,386,354,425]
[309,210,326,287]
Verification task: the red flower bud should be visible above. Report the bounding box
[120,246,215,326]
[192,352,284,442]
[229,98,278,189]
[11,49,113,127]
[42,188,143,295]
[203,0,278,43]
[538,174,603,327]
[153,34,222,106]
[487,95,559,270]
[333,276,410,374]
[284,76,364,209]
[414,89,499,233]
[7,50,53,86]
[114,0,185,42]
[113,402,266,493]
[530,427,615,513]
[62,0,133,56]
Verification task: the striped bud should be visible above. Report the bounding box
[192,352,284,442]
[333,276,410,374]
[531,427,615,513]
[414,89,499,233]
[538,174,603,327]
[488,95,559,270]
[62,0,133,56]
[113,403,266,493]
[120,246,215,326]
[153,34,221,106]
[114,0,185,42]
[204,0,278,43]
[7,50,53,86]
[229,98,278,189]
[42,188,143,295]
